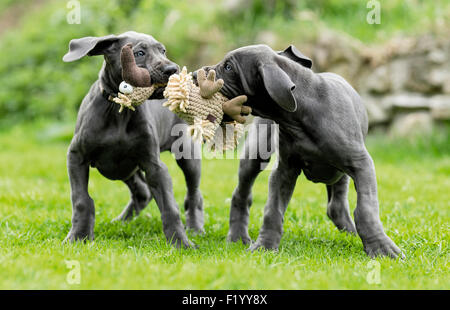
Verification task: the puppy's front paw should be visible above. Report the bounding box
[248,241,274,252]
[248,229,282,252]
[363,234,404,259]
[165,227,196,249]
[227,227,252,245]
[248,236,280,252]
[63,230,94,243]
[185,225,205,237]
[184,192,205,235]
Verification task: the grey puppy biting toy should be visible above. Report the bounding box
[62,32,203,248]
[207,44,403,259]
[163,67,252,150]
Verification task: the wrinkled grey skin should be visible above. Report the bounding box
[62,31,204,248]
[204,44,403,258]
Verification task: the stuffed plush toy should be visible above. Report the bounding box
[163,67,251,150]
[112,44,252,150]
[113,43,157,112]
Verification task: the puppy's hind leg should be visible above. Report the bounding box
[347,153,402,259]
[114,171,152,222]
[326,175,357,234]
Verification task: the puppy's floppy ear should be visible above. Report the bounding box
[278,45,312,68]
[62,35,119,62]
[259,63,297,112]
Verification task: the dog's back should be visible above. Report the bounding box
[316,72,369,138]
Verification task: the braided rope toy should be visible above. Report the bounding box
[113,84,157,112]
[111,44,251,150]
[163,67,251,150]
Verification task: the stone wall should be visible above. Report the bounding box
[304,32,450,136]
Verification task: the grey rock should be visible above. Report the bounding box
[429,68,450,89]
[428,49,447,64]
[382,93,430,111]
[365,65,391,94]
[390,112,434,138]
[430,95,450,120]
[389,58,412,92]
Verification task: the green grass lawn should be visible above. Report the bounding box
[0,122,448,289]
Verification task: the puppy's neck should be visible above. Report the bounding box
[98,61,123,95]
[95,61,138,118]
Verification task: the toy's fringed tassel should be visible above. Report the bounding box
[164,71,192,112]
[188,118,217,143]
[208,122,245,151]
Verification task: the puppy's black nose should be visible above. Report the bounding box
[163,64,178,75]
[192,71,198,79]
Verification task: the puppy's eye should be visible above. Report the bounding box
[225,63,232,71]
[134,51,145,57]
[161,48,166,54]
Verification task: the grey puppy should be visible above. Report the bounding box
[202,44,403,258]
[62,31,203,248]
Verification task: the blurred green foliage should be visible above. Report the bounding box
[0,0,448,124]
